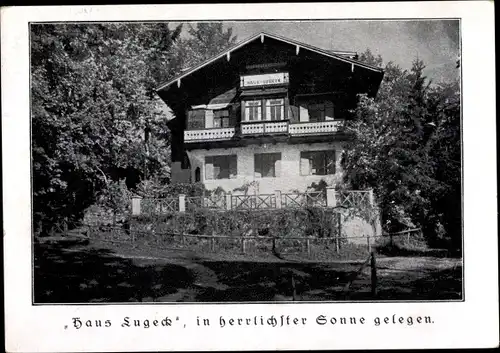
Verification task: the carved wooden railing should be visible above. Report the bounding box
[185,195,226,211]
[141,197,179,214]
[336,190,372,209]
[289,120,343,135]
[184,127,236,142]
[281,191,327,208]
[240,120,289,135]
[231,194,277,210]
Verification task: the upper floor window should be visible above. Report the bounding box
[213,109,230,128]
[187,109,205,130]
[245,100,262,121]
[308,102,326,122]
[300,150,336,176]
[244,98,286,122]
[265,99,284,121]
[298,98,334,122]
[205,155,237,180]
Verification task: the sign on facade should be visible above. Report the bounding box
[241,72,289,87]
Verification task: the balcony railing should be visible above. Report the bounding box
[241,120,289,135]
[184,127,236,142]
[289,120,343,135]
[184,120,345,143]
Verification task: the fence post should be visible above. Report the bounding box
[291,275,297,301]
[306,238,311,256]
[326,187,337,208]
[211,232,216,252]
[225,194,232,210]
[367,234,371,253]
[275,190,282,209]
[241,238,246,254]
[368,189,374,207]
[179,194,186,212]
[131,196,142,216]
[336,213,342,252]
[371,252,377,297]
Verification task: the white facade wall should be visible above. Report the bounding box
[187,142,344,195]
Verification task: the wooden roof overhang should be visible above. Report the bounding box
[156,31,384,120]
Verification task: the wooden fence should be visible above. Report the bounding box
[132,189,373,215]
[82,223,422,257]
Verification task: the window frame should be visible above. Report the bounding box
[205,155,238,180]
[265,98,285,121]
[300,150,336,176]
[213,109,230,128]
[254,152,282,178]
[244,100,262,121]
[295,95,335,123]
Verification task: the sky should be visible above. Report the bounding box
[175,20,460,84]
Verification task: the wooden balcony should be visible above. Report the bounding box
[184,127,236,142]
[289,120,344,136]
[240,120,289,135]
[184,120,346,147]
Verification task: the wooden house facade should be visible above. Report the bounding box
[156,32,384,194]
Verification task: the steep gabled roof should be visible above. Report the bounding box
[155,31,383,92]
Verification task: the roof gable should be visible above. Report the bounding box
[155,31,383,92]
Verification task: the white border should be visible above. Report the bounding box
[2,2,498,351]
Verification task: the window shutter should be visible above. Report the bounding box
[299,104,309,122]
[205,157,214,180]
[205,109,214,128]
[254,154,261,178]
[325,101,335,120]
[288,105,299,123]
[326,151,336,174]
[230,103,239,127]
[300,153,311,175]
[229,156,237,179]
[274,156,281,177]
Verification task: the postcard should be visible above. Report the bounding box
[2,2,498,351]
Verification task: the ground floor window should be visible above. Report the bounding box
[300,150,336,175]
[254,153,281,178]
[205,155,237,180]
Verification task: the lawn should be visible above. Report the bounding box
[34,236,462,303]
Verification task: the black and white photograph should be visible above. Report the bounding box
[31,18,463,304]
[3,2,498,351]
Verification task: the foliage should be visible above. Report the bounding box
[130,208,340,239]
[135,179,209,198]
[232,180,259,195]
[31,22,238,234]
[343,50,461,249]
[176,22,238,69]
[97,180,131,222]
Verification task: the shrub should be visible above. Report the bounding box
[129,207,341,239]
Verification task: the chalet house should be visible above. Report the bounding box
[155,32,384,195]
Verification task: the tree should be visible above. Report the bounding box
[343,50,461,249]
[177,22,238,69]
[31,23,183,234]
